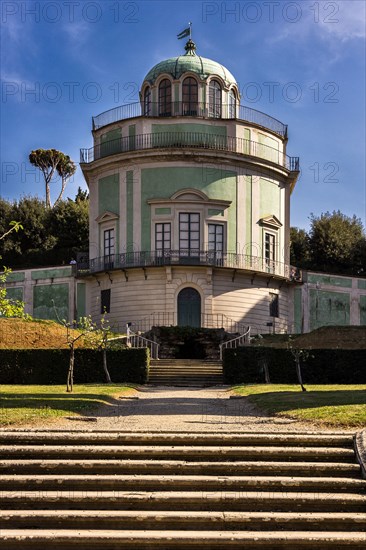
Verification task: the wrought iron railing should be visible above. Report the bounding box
[109,330,159,359]
[219,326,251,360]
[131,312,248,335]
[80,131,299,171]
[92,102,288,138]
[76,250,292,279]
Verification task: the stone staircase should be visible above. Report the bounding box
[0,430,365,548]
[148,359,223,386]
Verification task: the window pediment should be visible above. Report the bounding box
[148,188,231,210]
[171,189,208,201]
[96,210,119,223]
[259,215,282,229]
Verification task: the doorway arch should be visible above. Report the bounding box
[177,287,201,327]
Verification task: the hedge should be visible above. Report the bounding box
[0,348,149,385]
[223,347,366,385]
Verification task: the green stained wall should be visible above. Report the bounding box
[128,125,136,149]
[152,123,227,147]
[77,283,86,320]
[309,289,350,331]
[245,175,252,253]
[31,267,72,280]
[307,273,352,288]
[152,123,227,136]
[155,207,171,215]
[6,272,25,283]
[208,209,223,217]
[293,287,302,333]
[141,167,237,251]
[101,128,122,157]
[360,295,366,325]
[33,284,69,322]
[126,171,134,250]
[98,174,120,216]
[6,287,23,301]
[259,178,280,219]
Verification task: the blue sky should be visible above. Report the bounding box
[1,0,365,230]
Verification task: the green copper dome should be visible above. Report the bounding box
[143,40,237,87]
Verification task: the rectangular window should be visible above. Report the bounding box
[101,289,111,314]
[179,213,200,255]
[104,228,115,257]
[208,224,223,252]
[155,223,171,251]
[269,293,279,317]
[264,232,275,272]
[155,223,171,254]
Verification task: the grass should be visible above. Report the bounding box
[234,384,366,428]
[0,384,135,427]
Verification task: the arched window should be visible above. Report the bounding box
[209,80,222,118]
[159,79,171,117]
[228,89,236,118]
[143,87,151,116]
[182,77,198,116]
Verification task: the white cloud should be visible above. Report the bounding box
[317,1,366,41]
[266,0,365,45]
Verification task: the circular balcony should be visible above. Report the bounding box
[80,131,299,172]
[76,250,302,282]
[91,102,288,138]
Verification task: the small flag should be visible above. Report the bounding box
[177,27,190,40]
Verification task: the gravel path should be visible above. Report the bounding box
[40,385,352,433]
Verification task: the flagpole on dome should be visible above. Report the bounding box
[177,23,196,55]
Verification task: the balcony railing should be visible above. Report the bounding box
[92,102,288,138]
[76,250,294,279]
[80,131,299,171]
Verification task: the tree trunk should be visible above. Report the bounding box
[295,357,306,392]
[54,176,67,207]
[45,182,52,209]
[103,349,112,383]
[263,359,271,384]
[66,346,74,392]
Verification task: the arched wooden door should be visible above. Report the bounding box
[177,287,201,327]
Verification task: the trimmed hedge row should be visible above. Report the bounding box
[223,347,366,384]
[0,348,149,385]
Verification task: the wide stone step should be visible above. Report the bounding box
[0,459,360,477]
[148,370,223,375]
[1,474,364,493]
[1,510,365,532]
[1,490,365,512]
[150,361,223,365]
[0,444,355,461]
[0,431,353,447]
[1,530,366,549]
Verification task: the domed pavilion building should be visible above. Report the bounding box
[78,38,300,335]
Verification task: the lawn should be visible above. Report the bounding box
[0,384,135,427]
[234,384,366,428]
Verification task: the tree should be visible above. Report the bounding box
[290,227,310,267]
[0,267,26,317]
[49,198,89,255]
[87,314,113,383]
[287,337,312,392]
[308,210,365,275]
[29,149,76,208]
[0,197,55,267]
[0,195,89,268]
[0,222,26,318]
[53,303,95,393]
[74,187,89,202]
